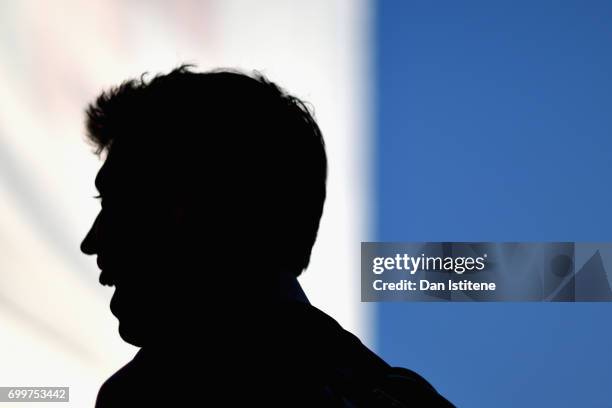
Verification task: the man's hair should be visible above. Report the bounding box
[85,65,327,276]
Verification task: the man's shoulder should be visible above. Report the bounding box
[95,354,140,407]
[95,349,178,407]
[277,302,455,407]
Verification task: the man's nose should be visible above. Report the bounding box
[80,213,100,255]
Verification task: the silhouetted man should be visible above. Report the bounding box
[80,66,454,407]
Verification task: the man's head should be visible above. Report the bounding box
[80,66,327,346]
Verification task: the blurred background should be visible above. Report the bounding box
[2,1,612,407]
[0,1,371,406]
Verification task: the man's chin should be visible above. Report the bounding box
[118,321,146,347]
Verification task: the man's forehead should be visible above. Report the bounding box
[94,139,137,187]
[94,153,137,194]
[94,161,110,193]
[94,165,107,192]
[94,150,165,196]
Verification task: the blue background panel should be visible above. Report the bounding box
[375,1,612,406]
